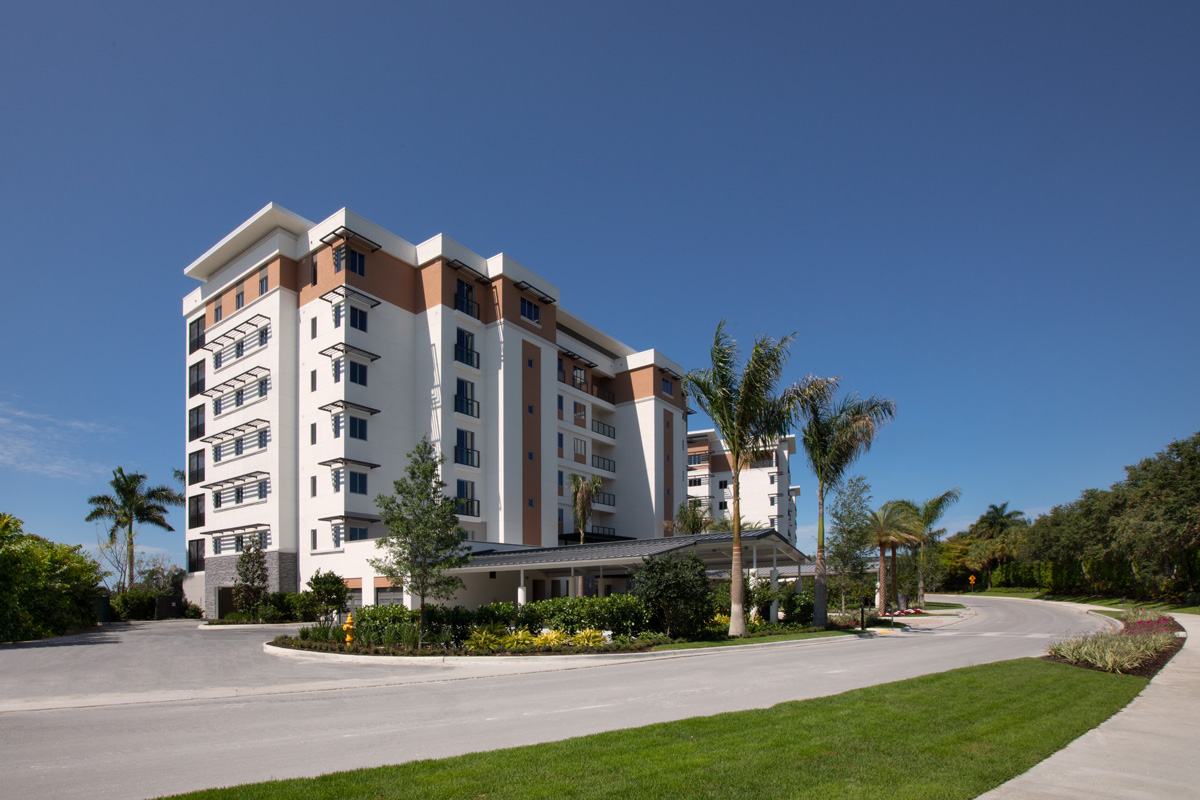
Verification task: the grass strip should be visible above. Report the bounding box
[924,601,965,610]
[160,659,1145,800]
[945,591,1199,615]
[650,629,847,651]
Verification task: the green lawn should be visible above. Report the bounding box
[650,629,848,651]
[924,601,965,610]
[160,659,1145,800]
[949,590,1199,616]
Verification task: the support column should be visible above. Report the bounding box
[517,569,527,606]
[769,548,779,622]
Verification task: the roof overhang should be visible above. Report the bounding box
[185,203,314,282]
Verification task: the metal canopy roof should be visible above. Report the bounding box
[319,285,381,308]
[317,512,383,523]
[200,366,270,398]
[316,457,382,470]
[319,225,382,252]
[201,522,271,537]
[201,315,270,351]
[452,529,805,575]
[199,470,270,490]
[317,400,381,416]
[448,259,492,284]
[513,279,555,305]
[317,343,381,362]
[200,418,269,444]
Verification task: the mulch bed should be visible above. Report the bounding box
[1041,616,1186,679]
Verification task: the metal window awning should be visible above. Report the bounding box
[319,285,381,308]
[201,523,271,537]
[317,458,381,470]
[200,366,270,398]
[201,315,270,351]
[319,226,382,252]
[513,280,555,305]
[318,513,383,524]
[659,366,684,381]
[317,343,381,362]
[448,259,492,284]
[200,418,269,444]
[557,347,597,368]
[317,400,381,416]
[199,470,270,490]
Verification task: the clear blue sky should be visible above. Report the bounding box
[1,2,1196,564]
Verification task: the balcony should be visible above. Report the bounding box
[591,419,615,438]
[594,491,616,507]
[455,344,480,368]
[188,423,205,442]
[454,394,479,417]
[455,294,480,319]
[454,447,480,468]
[455,497,480,517]
[687,452,710,467]
[592,455,616,472]
[558,369,616,405]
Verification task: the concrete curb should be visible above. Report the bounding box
[198,623,302,631]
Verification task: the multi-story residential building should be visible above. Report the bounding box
[181,203,690,615]
[685,430,800,543]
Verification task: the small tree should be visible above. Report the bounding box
[674,498,714,536]
[826,475,873,612]
[569,473,604,544]
[232,534,268,619]
[307,568,350,627]
[371,436,471,648]
[631,552,715,638]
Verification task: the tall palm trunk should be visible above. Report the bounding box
[917,542,925,608]
[890,543,899,608]
[813,481,828,627]
[126,522,136,592]
[877,544,887,615]
[729,475,746,637]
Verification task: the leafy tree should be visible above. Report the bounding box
[864,502,923,614]
[569,473,604,544]
[232,534,269,619]
[85,467,183,593]
[798,393,896,626]
[1,514,105,641]
[826,475,873,612]
[134,553,186,595]
[631,552,715,638]
[371,436,471,647]
[672,498,714,536]
[964,502,1027,588]
[307,568,350,627]
[897,488,961,607]
[685,320,832,637]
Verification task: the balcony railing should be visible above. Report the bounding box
[454,394,479,417]
[455,497,480,517]
[687,453,709,466]
[455,344,480,368]
[591,525,616,536]
[188,513,205,530]
[594,491,616,507]
[187,551,205,573]
[455,294,479,319]
[591,419,615,438]
[189,334,205,355]
[592,455,616,472]
[557,369,615,404]
[188,423,205,442]
[454,447,480,468]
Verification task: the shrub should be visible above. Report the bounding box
[465,626,503,653]
[111,589,158,621]
[572,628,605,648]
[182,601,203,619]
[632,553,715,638]
[535,629,569,650]
[502,630,537,652]
[1047,630,1176,673]
[287,591,321,622]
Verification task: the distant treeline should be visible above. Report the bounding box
[940,431,1200,602]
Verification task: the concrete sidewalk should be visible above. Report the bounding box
[978,606,1197,800]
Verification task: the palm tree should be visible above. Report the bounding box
[969,502,1025,587]
[85,467,183,593]
[709,514,766,532]
[673,498,714,536]
[685,320,833,637]
[569,473,604,545]
[864,502,923,615]
[897,488,961,607]
[798,392,896,627]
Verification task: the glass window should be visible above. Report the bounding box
[235,340,243,358]
[347,526,368,541]
[235,282,244,310]
[574,402,585,422]
[350,306,367,332]
[188,362,204,397]
[234,534,243,552]
[311,317,317,339]
[333,360,341,383]
[350,361,367,386]
[334,304,342,328]
[258,379,267,398]
[214,350,222,369]
[234,438,244,456]
[213,491,222,509]
[574,437,586,456]
[349,417,367,440]
[258,481,267,499]
[213,302,223,323]
[333,415,341,438]
[212,443,221,463]
[259,271,268,295]
[310,529,317,550]
[310,370,317,392]
[189,406,205,440]
[348,248,365,277]
[310,422,316,445]
[235,388,244,407]
[188,317,204,354]
[258,429,267,449]
[234,486,244,504]
[662,378,673,396]
[259,328,268,346]
[520,297,540,323]
[310,476,316,497]
[349,471,367,495]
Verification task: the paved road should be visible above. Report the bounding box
[0,596,1107,800]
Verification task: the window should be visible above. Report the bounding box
[213,491,222,509]
[310,256,318,286]
[349,362,367,386]
[348,248,365,277]
[350,306,367,332]
[333,360,341,383]
[347,526,368,541]
[188,450,205,485]
[214,350,223,369]
[234,438,244,456]
[662,378,673,396]
[557,432,563,450]
[719,480,728,490]
[573,365,585,389]
[455,378,478,416]
[769,475,776,485]
[310,422,317,445]
[258,429,267,449]
[259,270,268,295]
[719,501,728,510]
[311,317,317,339]
[455,279,478,318]
[310,529,317,550]
[574,437,586,456]
[334,304,342,328]
[688,477,702,487]
[574,401,585,424]
[188,318,204,354]
[234,534,243,553]
[235,282,244,310]
[187,539,205,573]
[455,328,478,367]
[349,471,367,495]
[213,397,221,415]
[455,429,478,467]
[333,415,341,438]
[188,406,204,441]
[234,486,244,504]
[259,327,268,346]
[188,362,204,397]
[770,496,777,507]
[456,479,478,516]
[349,416,367,440]
[557,395,563,413]
[213,443,221,463]
[310,370,317,392]
[258,379,267,398]
[310,475,317,497]
[520,297,540,324]
[188,495,205,529]
[235,388,244,407]
[558,471,563,489]
[235,339,244,359]
[259,482,268,500]
[213,301,223,323]
[212,537,221,555]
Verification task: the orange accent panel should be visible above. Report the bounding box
[521,340,542,546]
[344,578,363,589]
[663,408,674,524]
[296,241,419,313]
[711,453,733,473]
[492,277,556,342]
[373,577,400,588]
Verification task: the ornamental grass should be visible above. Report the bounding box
[1046,608,1179,674]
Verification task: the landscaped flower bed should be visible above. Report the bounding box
[1045,607,1185,677]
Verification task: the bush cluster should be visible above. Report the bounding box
[1046,608,1180,673]
[1,531,104,641]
